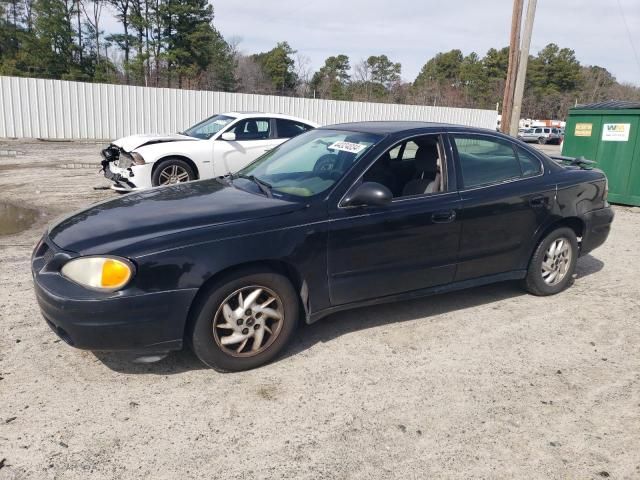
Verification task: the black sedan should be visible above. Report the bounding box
[32,122,614,371]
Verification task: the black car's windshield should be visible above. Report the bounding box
[237,129,382,199]
[183,114,236,139]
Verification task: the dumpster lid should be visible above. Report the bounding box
[573,100,640,110]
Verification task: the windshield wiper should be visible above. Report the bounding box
[234,174,273,197]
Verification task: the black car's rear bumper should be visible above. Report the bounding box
[580,206,614,255]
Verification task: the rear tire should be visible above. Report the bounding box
[524,227,578,296]
[189,268,299,372]
[538,137,546,145]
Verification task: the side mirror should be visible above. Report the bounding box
[343,182,393,207]
[221,131,236,141]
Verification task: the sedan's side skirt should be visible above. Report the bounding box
[307,270,527,324]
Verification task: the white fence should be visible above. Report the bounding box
[0,76,498,140]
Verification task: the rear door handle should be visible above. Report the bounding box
[431,210,457,223]
[529,196,546,208]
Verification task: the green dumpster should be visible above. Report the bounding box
[562,101,640,206]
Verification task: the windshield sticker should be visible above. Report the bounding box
[328,141,367,154]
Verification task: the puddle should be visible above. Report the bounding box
[0,202,46,235]
[0,164,19,171]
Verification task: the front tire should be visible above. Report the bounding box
[189,269,299,372]
[524,227,578,296]
[151,158,196,187]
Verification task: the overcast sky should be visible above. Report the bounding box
[106,0,640,85]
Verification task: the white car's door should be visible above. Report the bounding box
[214,118,279,174]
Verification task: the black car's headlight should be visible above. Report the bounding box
[61,256,134,291]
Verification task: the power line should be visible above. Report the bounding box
[616,0,640,76]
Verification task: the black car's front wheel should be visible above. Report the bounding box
[524,227,578,296]
[189,269,299,372]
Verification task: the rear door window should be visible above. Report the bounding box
[453,135,522,188]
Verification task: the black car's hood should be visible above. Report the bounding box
[49,180,304,253]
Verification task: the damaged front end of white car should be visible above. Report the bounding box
[100,145,146,191]
[100,134,198,191]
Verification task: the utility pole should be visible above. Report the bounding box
[501,0,524,134]
[509,0,538,136]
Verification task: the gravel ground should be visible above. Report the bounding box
[1,139,639,479]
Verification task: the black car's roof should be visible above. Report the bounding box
[320,121,492,135]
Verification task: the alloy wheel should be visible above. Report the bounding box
[158,164,190,185]
[212,286,284,357]
[541,237,572,286]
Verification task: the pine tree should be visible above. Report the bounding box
[253,42,298,94]
[161,0,218,88]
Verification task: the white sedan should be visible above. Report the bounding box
[100,112,319,191]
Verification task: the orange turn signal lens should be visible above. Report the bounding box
[101,258,132,289]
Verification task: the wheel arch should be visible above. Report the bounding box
[152,155,200,180]
[541,216,585,240]
[183,259,308,340]
[526,216,585,268]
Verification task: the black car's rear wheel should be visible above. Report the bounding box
[524,227,578,296]
[189,269,299,372]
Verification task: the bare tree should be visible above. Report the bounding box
[352,58,372,83]
[81,0,104,66]
[227,35,242,60]
[234,53,273,94]
[22,0,34,31]
[75,0,82,62]
[294,53,312,97]
[149,0,162,86]
[352,59,373,101]
[109,0,131,83]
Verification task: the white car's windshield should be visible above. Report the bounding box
[183,114,236,139]
[237,129,383,199]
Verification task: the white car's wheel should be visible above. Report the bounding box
[152,158,196,187]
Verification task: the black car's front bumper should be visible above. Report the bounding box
[580,206,614,255]
[32,238,198,354]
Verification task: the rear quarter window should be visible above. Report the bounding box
[276,119,314,139]
[516,147,543,177]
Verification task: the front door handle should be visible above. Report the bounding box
[431,210,457,223]
[529,196,546,208]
